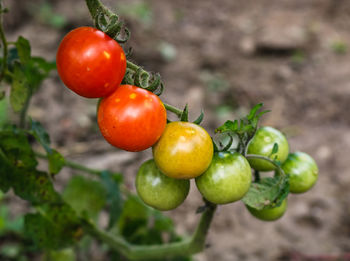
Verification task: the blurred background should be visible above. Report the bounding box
[3,0,350,260]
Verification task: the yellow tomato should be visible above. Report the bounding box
[152,122,213,179]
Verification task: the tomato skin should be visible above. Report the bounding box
[56,27,126,98]
[195,152,252,204]
[97,85,167,152]
[246,199,287,221]
[152,122,213,179]
[247,126,289,171]
[136,159,190,211]
[281,152,318,193]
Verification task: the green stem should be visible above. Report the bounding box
[34,151,129,194]
[19,89,32,129]
[82,203,216,260]
[85,0,114,19]
[35,151,105,176]
[245,154,286,176]
[164,103,183,117]
[0,7,8,82]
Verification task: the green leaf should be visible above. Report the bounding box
[180,104,189,122]
[30,120,65,174]
[10,62,29,112]
[270,143,279,156]
[242,175,289,210]
[192,110,204,125]
[63,175,106,219]
[14,169,60,205]
[100,171,123,229]
[44,248,76,261]
[48,149,65,174]
[247,103,263,121]
[30,120,51,150]
[215,120,238,133]
[25,203,81,249]
[0,128,37,170]
[15,36,31,65]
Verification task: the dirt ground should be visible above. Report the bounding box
[5,0,350,260]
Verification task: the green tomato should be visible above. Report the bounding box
[246,199,287,221]
[195,152,252,204]
[136,159,190,211]
[247,126,289,171]
[281,152,318,193]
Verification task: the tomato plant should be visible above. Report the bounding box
[246,199,287,221]
[0,0,320,260]
[281,152,318,193]
[247,126,289,171]
[97,85,167,152]
[152,121,214,179]
[195,152,252,204]
[136,159,190,211]
[56,26,126,98]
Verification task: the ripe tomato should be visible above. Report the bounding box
[195,152,252,204]
[281,152,318,193]
[56,27,126,98]
[247,126,289,171]
[97,85,167,152]
[246,199,287,221]
[152,122,213,179]
[136,159,190,211]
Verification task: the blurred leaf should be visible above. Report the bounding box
[44,248,76,261]
[15,36,31,65]
[30,120,65,174]
[25,57,56,92]
[242,175,289,210]
[153,211,173,232]
[48,149,65,175]
[10,62,29,112]
[63,175,106,219]
[30,120,50,150]
[0,127,37,171]
[25,203,81,250]
[100,171,123,229]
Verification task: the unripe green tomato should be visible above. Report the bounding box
[195,152,252,204]
[246,199,287,221]
[152,121,213,179]
[247,126,289,171]
[281,152,318,193]
[136,159,190,211]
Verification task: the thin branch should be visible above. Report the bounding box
[82,202,217,260]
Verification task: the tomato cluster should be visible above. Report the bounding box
[57,27,319,217]
[244,127,318,221]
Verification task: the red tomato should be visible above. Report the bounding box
[97,85,167,152]
[56,27,126,98]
